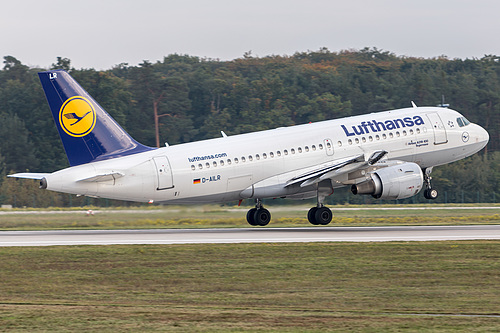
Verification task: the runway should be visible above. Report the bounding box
[0,225,499,246]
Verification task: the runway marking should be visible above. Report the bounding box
[0,225,499,246]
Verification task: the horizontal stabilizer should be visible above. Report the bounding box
[8,173,50,180]
[77,172,125,183]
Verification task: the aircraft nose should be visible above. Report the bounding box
[475,124,489,148]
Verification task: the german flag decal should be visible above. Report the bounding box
[193,178,201,184]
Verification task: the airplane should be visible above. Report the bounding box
[9,70,489,226]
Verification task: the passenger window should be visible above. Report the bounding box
[220,160,224,166]
[270,152,274,158]
[277,151,281,157]
[234,158,239,164]
[355,138,359,144]
[241,157,246,162]
[227,159,232,165]
[191,165,195,170]
[263,153,267,159]
[198,164,203,169]
[256,154,260,160]
[348,139,353,145]
[362,137,366,143]
[319,144,323,150]
[376,135,380,140]
[389,133,394,138]
[291,148,295,154]
[312,145,317,151]
[248,155,253,161]
[284,150,288,155]
[213,161,217,167]
[298,147,303,153]
[337,141,342,147]
[383,134,387,139]
[305,146,309,152]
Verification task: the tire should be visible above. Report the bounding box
[424,189,438,200]
[428,188,438,200]
[253,208,271,226]
[314,207,333,225]
[246,208,258,226]
[308,207,319,225]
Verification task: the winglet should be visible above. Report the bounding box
[38,70,154,166]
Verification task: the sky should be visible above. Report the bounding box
[2,0,500,70]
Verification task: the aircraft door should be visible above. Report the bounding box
[426,113,448,145]
[324,138,334,156]
[153,156,174,190]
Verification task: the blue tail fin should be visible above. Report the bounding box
[39,70,154,166]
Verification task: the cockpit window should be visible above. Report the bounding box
[457,116,470,127]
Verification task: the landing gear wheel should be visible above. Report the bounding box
[314,207,333,225]
[424,188,438,200]
[308,207,319,225]
[423,168,438,200]
[246,208,258,226]
[253,208,271,226]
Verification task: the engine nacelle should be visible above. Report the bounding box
[351,162,423,200]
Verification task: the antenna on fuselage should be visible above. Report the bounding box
[437,95,450,108]
[411,101,417,108]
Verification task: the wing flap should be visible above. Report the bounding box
[286,150,388,188]
[285,155,364,187]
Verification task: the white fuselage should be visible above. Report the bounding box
[43,107,489,204]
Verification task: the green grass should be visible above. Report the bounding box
[0,204,500,230]
[0,241,499,331]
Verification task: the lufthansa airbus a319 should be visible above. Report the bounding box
[10,70,489,226]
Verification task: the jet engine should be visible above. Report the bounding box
[351,162,423,200]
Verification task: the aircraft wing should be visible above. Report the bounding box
[8,173,50,180]
[285,150,388,188]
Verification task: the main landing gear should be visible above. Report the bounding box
[246,181,335,227]
[423,167,438,200]
[307,205,333,225]
[246,199,271,226]
[308,180,333,225]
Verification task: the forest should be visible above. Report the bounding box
[0,47,499,207]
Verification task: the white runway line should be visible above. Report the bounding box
[0,225,499,246]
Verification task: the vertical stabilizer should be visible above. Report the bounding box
[39,70,153,166]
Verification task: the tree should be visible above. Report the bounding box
[130,61,192,147]
[51,57,72,71]
[0,113,38,172]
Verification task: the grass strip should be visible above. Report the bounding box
[0,241,499,331]
[0,205,500,230]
